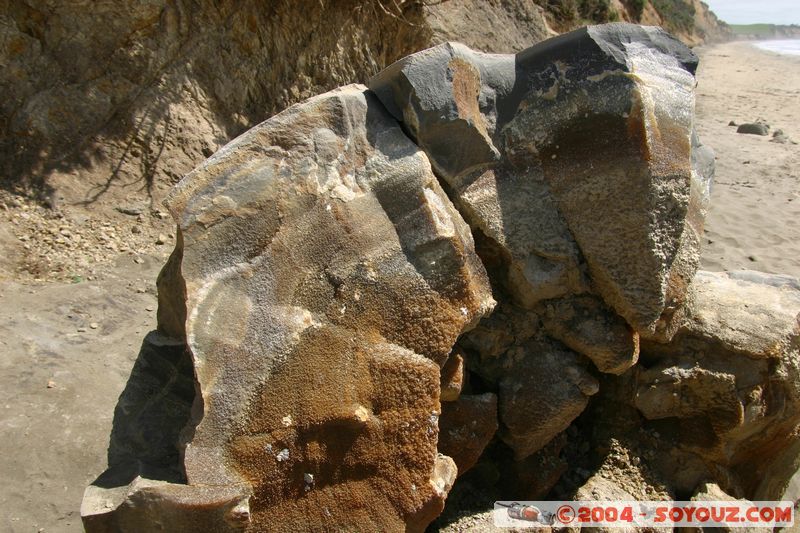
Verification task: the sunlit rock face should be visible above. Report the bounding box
[636,270,800,500]
[370,23,710,335]
[83,85,494,532]
[164,84,498,531]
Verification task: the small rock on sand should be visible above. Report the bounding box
[770,129,795,144]
[736,122,769,135]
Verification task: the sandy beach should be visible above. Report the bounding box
[695,41,800,278]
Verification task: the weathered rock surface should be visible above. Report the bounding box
[455,297,605,463]
[458,299,538,361]
[368,23,716,493]
[84,84,494,532]
[542,295,639,375]
[498,338,599,460]
[370,23,708,334]
[677,270,800,359]
[440,350,466,402]
[636,270,800,499]
[508,433,569,500]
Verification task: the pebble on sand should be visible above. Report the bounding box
[736,122,770,136]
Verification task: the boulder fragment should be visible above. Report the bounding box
[676,270,800,359]
[508,433,569,500]
[458,299,538,361]
[498,338,599,460]
[542,295,639,375]
[438,393,499,475]
[440,350,466,402]
[368,42,510,181]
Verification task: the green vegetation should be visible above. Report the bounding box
[728,23,800,38]
[729,24,777,36]
[650,0,695,33]
[623,0,647,22]
[729,24,800,37]
[535,0,578,28]
[537,0,706,37]
[535,0,619,30]
[579,0,617,22]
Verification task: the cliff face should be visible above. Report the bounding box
[425,0,554,53]
[0,1,436,204]
[529,0,730,45]
[0,0,725,211]
[655,0,731,45]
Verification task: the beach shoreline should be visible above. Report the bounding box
[694,41,800,278]
[752,38,800,56]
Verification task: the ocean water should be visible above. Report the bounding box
[754,39,800,56]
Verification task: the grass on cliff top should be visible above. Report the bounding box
[729,24,779,36]
[650,0,695,33]
[535,0,620,31]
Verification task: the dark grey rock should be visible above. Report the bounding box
[737,122,770,135]
[770,129,795,144]
[369,41,511,183]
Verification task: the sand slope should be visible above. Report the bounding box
[0,258,162,532]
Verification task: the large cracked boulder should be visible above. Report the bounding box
[85,23,800,532]
[370,23,711,334]
[368,24,720,482]
[83,84,495,532]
